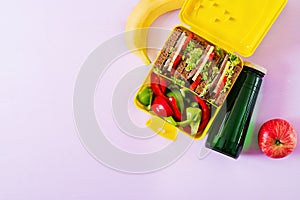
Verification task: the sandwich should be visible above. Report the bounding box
[153,26,243,106]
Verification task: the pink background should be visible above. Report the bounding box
[1,0,300,199]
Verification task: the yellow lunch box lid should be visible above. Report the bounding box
[179,0,288,57]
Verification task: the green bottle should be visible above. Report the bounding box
[205,61,267,159]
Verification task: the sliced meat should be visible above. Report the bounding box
[192,46,215,81]
[209,54,229,93]
[212,62,243,106]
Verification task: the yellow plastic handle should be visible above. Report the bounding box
[146,116,178,141]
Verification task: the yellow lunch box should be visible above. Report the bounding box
[134,0,288,141]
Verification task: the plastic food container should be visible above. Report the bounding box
[134,0,287,142]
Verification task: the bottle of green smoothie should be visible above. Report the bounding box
[205,61,267,159]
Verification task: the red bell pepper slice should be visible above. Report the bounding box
[168,96,182,121]
[150,72,167,99]
[151,96,173,117]
[159,76,167,93]
[171,55,183,71]
[182,32,194,51]
[209,52,215,61]
[194,96,210,131]
[190,75,202,91]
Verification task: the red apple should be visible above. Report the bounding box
[258,119,297,158]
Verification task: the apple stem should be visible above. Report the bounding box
[275,139,282,146]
